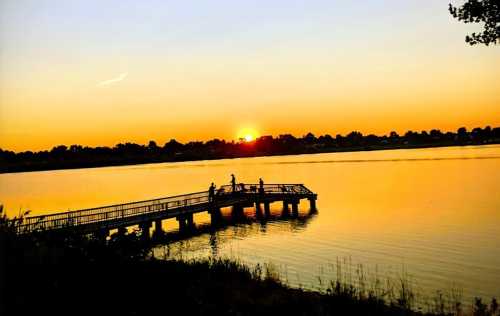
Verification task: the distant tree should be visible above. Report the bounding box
[346,131,363,146]
[321,134,333,141]
[335,134,344,146]
[255,136,274,152]
[493,127,500,138]
[51,145,68,155]
[303,132,316,144]
[457,127,469,142]
[389,131,399,138]
[163,139,183,154]
[318,134,335,147]
[205,139,224,147]
[364,134,379,146]
[388,131,400,145]
[278,134,297,143]
[449,0,500,45]
[185,141,204,150]
[471,127,483,135]
[430,129,443,138]
[69,145,83,153]
[430,129,444,142]
[148,140,158,150]
[418,131,430,144]
[457,127,468,136]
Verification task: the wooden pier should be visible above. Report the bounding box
[13,184,317,237]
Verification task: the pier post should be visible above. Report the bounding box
[139,221,151,239]
[154,219,163,236]
[117,226,127,236]
[309,197,317,212]
[291,200,299,216]
[177,216,187,231]
[264,202,271,217]
[255,201,262,212]
[232,204,244,218]
[93,229,109,242]
[282,200,290,216]
[186,213,194,228]
[209,207,222,224]
[255,202,263,218]
[283,200,289,211]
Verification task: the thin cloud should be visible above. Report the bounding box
[97,72,128,86]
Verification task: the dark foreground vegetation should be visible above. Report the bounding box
[1,208,498,316]
[1,126,499,173]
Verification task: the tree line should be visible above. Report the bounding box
[1,126,499,173]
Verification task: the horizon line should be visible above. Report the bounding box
[1,125,498,154]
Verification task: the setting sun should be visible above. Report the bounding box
[237,127,259,143]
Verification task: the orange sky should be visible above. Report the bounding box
[1,1,499,152]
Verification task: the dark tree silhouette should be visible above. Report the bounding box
[449,0,500,45]
[1,126,499,173]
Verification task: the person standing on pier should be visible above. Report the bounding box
[209,182,216,202]
[231,174,236,193]
[259,178,264,195]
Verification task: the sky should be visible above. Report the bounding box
[0,0,499,152]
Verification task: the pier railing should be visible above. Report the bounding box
[217,183,314,195]
[12,184,315,234]
[15,191,209,233]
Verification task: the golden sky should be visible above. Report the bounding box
[1,1,499,152]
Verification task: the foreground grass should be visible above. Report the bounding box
[1,208,498,316]
[3,257,412,316]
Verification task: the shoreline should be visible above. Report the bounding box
[2,142,499,175]
[3,210,496,316]
[3,227,497,316]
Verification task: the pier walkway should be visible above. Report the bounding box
[13,184,317,237]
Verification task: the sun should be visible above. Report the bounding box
[244,134,254,142]
[238,127,259,143]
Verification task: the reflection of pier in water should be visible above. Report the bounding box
[155,207,318,259]
[13,183,318,240]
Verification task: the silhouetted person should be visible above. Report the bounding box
[231,174,236,193]
[209,182,216,202]
[259,178,264,195]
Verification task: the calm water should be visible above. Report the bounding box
[1,145,499,302]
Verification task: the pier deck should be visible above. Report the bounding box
[13,183,317,236]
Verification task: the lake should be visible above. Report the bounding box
[1,145,499,304]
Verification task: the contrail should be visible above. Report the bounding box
[97,72,128,86]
